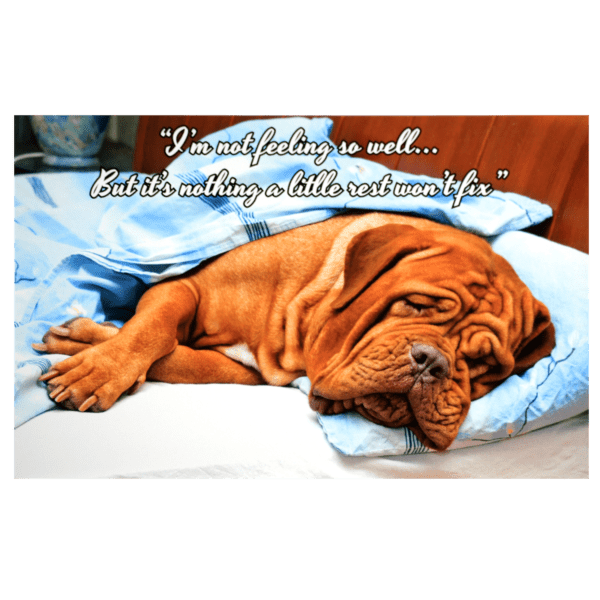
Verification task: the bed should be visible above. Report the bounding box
[14,115,589,478]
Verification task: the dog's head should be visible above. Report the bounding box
[304,223,555,451]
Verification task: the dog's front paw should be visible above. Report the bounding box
[32,317,119,356]
[38,338,147,412]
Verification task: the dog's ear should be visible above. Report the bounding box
[331,224,429,310]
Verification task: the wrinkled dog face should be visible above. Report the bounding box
[305,224,555,451]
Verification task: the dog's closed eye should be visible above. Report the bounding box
[388,295,453,317]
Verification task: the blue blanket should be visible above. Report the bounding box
[15,117,555,428]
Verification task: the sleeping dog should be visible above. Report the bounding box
[34,212,555,450]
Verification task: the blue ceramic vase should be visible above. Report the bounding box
[30,115,110,167]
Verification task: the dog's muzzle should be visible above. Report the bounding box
[308,337,468,450]
[309,340,452,414]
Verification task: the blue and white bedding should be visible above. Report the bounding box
[14,117,588,456]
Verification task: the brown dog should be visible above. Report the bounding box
[34,212,555,450]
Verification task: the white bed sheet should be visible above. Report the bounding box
[14,381,588,479]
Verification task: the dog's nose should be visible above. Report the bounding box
[410,344,449,382]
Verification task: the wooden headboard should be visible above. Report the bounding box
[133,116,588,253]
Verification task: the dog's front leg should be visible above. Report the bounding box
[38,279,199,412]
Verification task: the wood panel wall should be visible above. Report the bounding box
[133,115,588,253]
